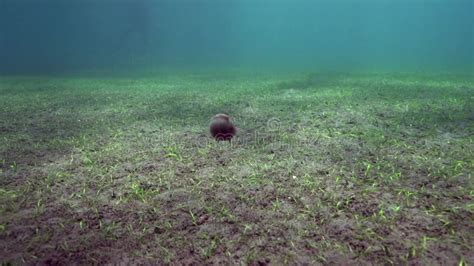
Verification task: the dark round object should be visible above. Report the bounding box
[209,114,236,141]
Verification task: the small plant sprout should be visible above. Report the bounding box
[189,210,198,225]
[244,224,252,233]
[10,161,17,171]
[164,146,182,161]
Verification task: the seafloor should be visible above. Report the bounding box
[0,72,472,264]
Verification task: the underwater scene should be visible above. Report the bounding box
[0,0,473,264]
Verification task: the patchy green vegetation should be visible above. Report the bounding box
[0,73,473,264]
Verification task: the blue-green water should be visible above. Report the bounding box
[0,0,472,74]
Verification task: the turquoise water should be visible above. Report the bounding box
[0,2,473,264]
[0,0,472,74]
